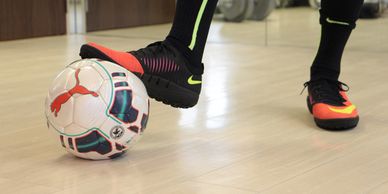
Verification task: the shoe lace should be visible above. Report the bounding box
[133,41,176,59]
[301,79,349,106]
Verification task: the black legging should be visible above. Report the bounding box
[320,0,365,29]
[167,0,365,81]
[311,0,364,81]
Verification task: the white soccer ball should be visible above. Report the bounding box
[45,59,149,160]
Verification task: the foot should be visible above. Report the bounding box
[79,41,203,108]
[303,79,359,130]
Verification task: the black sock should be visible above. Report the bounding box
[310,0,364,81]
[166,0,218,73]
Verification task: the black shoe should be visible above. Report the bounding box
[303,79,359,130]
[80,41,203,108]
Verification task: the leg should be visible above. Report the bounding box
[166,0,218,74]
[80,0,218,108]
[310,0,364,81]
[305,0,364,130]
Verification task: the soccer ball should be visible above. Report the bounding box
[45,59,149,160]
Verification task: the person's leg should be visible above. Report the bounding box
[80,0,218,108]
[310,0,364,81]
[305,0,364,130]
[166,0,217,74]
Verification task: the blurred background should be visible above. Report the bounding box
[1,0,387,40]
[1,0,387,60]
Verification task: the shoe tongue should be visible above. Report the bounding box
[323,79,340,90]
[311,79,346,106]
[146,41,163,48]
[129,41,166,59]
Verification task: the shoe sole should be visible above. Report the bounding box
[80,45,199,108]
[314,117,359,131]
[139,74,199,108]
[306,96,359,131]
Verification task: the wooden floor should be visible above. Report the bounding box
[1,8,388,194]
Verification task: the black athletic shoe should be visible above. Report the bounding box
[79,41,203,108]
[303,79,359,130]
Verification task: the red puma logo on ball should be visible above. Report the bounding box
[51,69,99,117]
